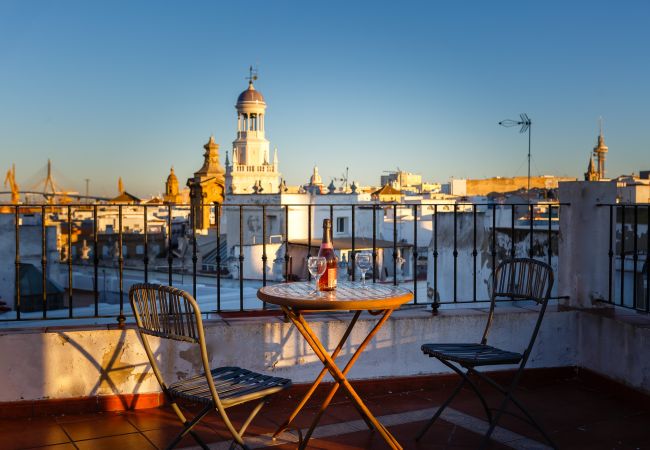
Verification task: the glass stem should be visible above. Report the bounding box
[361,272,366,287]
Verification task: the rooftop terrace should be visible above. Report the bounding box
[0,182,649,449]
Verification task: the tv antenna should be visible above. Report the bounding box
[499,113,532,202]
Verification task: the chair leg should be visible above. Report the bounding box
[166,403,213,450]
[416,375,467,441]
[456,366,492,424]
[238,399,266,437]
[502,392,558,449]
[472,370,557,449]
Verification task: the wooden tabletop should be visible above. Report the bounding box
[257,281,413,311]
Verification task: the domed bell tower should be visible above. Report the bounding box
[225,67,281,194]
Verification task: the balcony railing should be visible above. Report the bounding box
[600,203,650,312]
[0,201,567,324]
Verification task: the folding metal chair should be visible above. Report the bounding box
[129,283,291,450]
[416,258,556,449]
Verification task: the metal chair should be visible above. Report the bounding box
[416,258,556,449]
[129,283,291,450]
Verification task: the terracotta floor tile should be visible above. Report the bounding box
[142,425,227,449]
[0,419,70,450]
[52,411,107,424]
[121,407,182,431]
[60,414,138,441]
[75,432,155,450]
[24,444,77,450]
[0,416,59,432]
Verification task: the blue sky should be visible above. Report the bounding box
[0,0,648,197]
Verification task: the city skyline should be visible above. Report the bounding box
[1,1,649,197]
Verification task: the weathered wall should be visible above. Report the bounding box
[558,181,617,308]
[577,311,650,393]
[0,216,61,310]
[0,307,577,403]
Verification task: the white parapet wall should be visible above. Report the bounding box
[0,305,579,403]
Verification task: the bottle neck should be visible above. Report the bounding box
[322,225,332,247]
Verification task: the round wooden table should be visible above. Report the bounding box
[257,281,414,450]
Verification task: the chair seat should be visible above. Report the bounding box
[422,343,522,367]
[169,366,292,407]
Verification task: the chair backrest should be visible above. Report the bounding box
[492,258,553,304]
[481,259,554,358]
[129,283,203,344]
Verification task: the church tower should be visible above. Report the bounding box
[593,126,608,180]
[164,167,182,203]
[225,69,281,194]
[187,136,226,230]
[584,155,599,181]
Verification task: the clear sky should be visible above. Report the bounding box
[0,0,648,197]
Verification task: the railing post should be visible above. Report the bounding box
[558,181,617,308]
[14,206,21,320]
[117,205,125,326]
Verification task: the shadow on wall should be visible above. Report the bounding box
[57,330,152,409]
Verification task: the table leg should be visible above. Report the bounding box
[297,309,394,445]
[273,310,364,438]
[285,307,403,450]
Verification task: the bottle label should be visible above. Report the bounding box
[327,268,337,288]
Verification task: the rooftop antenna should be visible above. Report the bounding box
[499,113,532,203]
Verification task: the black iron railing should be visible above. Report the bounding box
[600,204,650,312]
[0,201,565,323]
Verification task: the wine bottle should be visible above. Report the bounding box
[318,219,338,291]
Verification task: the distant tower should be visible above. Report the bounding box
[305,166,325,194]
[118,177,124,194]
[187,136,226,230]
[164,167,182,204]
[593,120,609,180]
[225,68,281,194]
[584,154,599,181]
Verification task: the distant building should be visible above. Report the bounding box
[371,184,403,202]
[304,166,325,194]
[380,170,440,194]
[584,155,599,181]
[225,77,281,194]
[444,176,576,197]
[584,127,609,181]
[186,136,226,230]
[614,175,650,203]
[164,167,183,204]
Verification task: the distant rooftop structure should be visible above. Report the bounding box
[446,175,576,197]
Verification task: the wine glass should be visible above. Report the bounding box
[355,252,372,288]
[307,256,327,295]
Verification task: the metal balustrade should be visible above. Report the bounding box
[600,204,650,312]
[0,201,566,323]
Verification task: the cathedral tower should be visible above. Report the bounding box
[187,136,226,230]
[593,127,608,180]
[164,167,182,204]
[225,69,281,194]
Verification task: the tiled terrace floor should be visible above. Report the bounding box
[1,370,649,450]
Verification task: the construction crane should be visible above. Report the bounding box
[4,164,19,204]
